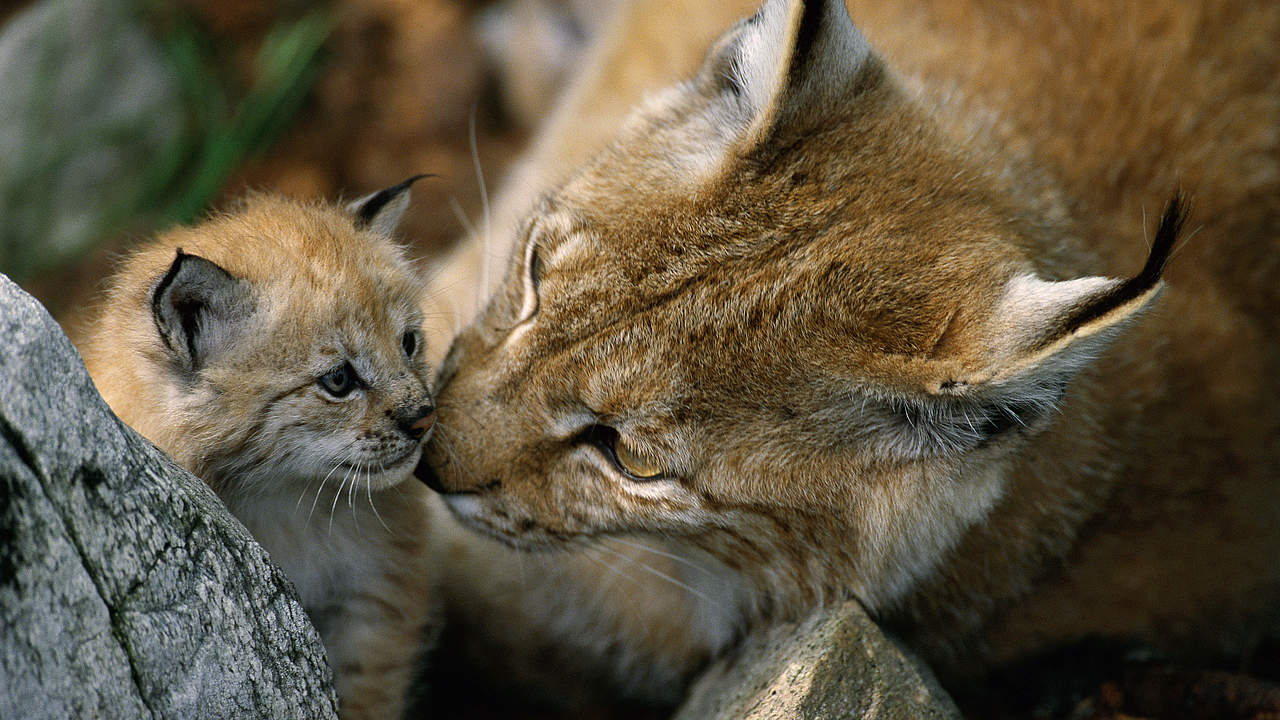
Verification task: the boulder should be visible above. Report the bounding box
[674,600,960,720]
[0,274,337,719]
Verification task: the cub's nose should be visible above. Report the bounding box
[397,404,436,440]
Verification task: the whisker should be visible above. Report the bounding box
[469,105,492,308]
[581,544,644,590]
[367,474,392,534]
[580,546,654,643]
[349,463,360,511]
[349,462,362,535]
[448,195,479,240]
[329,473,350,536]
[434,423,482,487]
[433,400,488,437]
[595,542,720,607]
[309,461,343,525]
[294,476,316,514]
[609,536,715,576]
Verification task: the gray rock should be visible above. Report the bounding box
[0,274,338,720]
[0,0,182,280]
[674,600,960,720]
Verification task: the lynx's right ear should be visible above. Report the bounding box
[347,174,431,237]
[151,250,255,372]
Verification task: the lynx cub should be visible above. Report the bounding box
[79,180,438,720]
[419,0,1280,708]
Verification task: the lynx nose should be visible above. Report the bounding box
[397,405,436,440]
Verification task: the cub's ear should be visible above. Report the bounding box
[697,0,877,150]
[346,174,431,237]
[151,250,255,372]
[878,196,1188,457]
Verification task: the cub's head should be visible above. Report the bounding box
[421,0,1182,607]
[88,179,436,500]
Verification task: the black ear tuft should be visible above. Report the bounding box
[1135,192,1188,289]
[1058,193,1189,336]
[349,174,433,235]
[151,249,254,371]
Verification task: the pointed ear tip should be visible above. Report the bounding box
[394,173,435,196]
[1137,192,1191,285]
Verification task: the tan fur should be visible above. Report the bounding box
[422,0,1279,707]
[77,193,440,720]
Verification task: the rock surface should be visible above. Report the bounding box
[674,600,960,720]
[0,274,337,719]
[0,0,182,281]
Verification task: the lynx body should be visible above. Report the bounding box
[420,0,1280,707]
[80,184,439,720]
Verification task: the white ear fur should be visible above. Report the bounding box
[151,250,255,372]
[983,274,1126,374]
[884,195,1188,456]
[714,0,873,142]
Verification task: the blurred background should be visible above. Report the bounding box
[0,0,611,320]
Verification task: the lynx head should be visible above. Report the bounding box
[89,178,436,501]
[421,0,1183,608]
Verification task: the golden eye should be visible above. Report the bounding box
[613,435,664,479]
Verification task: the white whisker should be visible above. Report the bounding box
[367,474,392,534]
[595,542,719,607]
[349,462,362,535]
[329,473,349,536]
[448,195,479,240]
[609,536,715,576]
[582,544,643,590]
[469,106,492,309]
[308,461,344,525]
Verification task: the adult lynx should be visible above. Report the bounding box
[420,0,1280,707]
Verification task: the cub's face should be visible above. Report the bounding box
[195,255,435,496]
[112,182,437,500]
[422,0,1172,606]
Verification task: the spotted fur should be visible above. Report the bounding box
[79,188,440,720]
[421,0,1280,707]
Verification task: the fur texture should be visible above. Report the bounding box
[420,0,1279,707]
[78,189,440,720]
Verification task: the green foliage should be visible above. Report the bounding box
[148,6,333,226]
[0,0,332,283]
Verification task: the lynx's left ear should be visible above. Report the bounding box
[877,197,1188,457]
[347,174,431,237]
[697,0,877,150]
[954,196,1186,391]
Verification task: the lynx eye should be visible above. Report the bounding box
[588,425,665,480]
[318,361,359,398]
[401,329,419,358]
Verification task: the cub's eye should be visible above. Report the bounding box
[401,329,420,358]
[589,425,665,480]
[318,362,359,398]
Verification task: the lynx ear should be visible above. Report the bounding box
[347,174,430,237]
[962,196,1186,389]
[879,197,1188,457]
[698,0,875,149]
[151,250,255,372]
